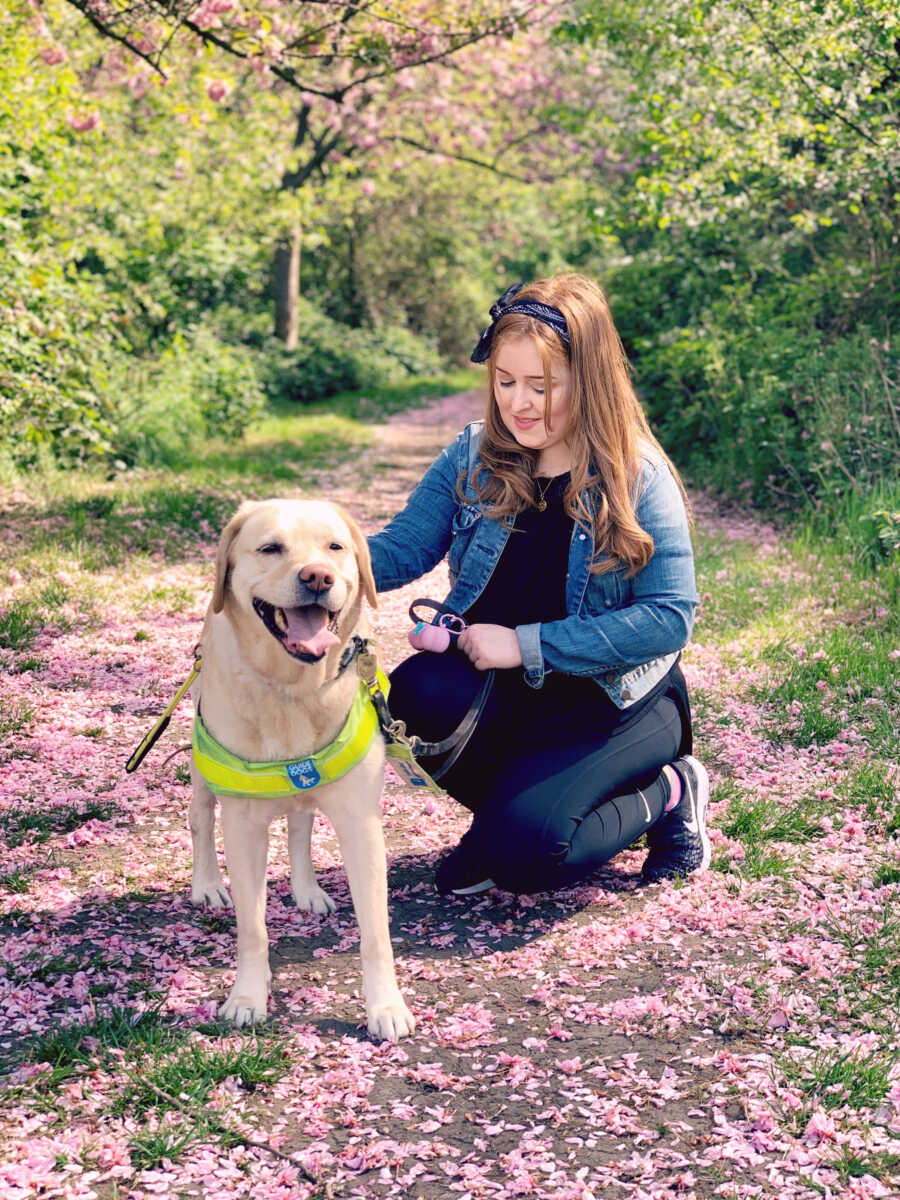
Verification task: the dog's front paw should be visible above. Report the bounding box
[191,879,232,909]
[221,981,269,1026]
[367,993,415,1042]
[291,883,337,915]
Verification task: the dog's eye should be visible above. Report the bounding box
[328,542,344,552]
[258,543,284,555]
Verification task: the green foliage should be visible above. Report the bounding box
[562,0,900,565]
[105,327,266,467]
[265,300,444,405]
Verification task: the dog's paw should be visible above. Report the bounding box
[191,880,232,909]
[291,883,337,915]
[221,985,269,1026]
[367,994,415,1042]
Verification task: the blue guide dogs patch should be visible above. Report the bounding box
[287,759,321,789]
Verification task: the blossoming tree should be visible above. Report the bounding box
[31,0,599,344]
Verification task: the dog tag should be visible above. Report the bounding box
[357,651,379,684]
[385,742,443,795]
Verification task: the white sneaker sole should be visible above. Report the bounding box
[681,754,712,873]
[451,878,496,896]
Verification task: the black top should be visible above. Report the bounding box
[462,471,674,739]
[465,472,572,628]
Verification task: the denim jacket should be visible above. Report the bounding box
[368,421,698,709]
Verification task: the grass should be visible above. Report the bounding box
[0,697,34,742]
[25,1005,175,1088]
[834,1149,900,1186]
[834,760,899,825]
[116,1035,291,1169]
[0,599,41,651]
[120,1037,289,1116]
[780,1044,899,1119]
[0,799,116,847]
[815,902,900,1036]
[708,777,836,881]
[692,510,898,764]
[0,867,32,894]
[690,526,821,644]
[719,782,830,845]
[0,371,480,582]
[22,1004,291,1170]
[757,624,899,756]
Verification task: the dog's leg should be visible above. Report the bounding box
[325,783,415,1042]
[287,809,336,915]
[189,767,231,908]
[219,797,272,1024]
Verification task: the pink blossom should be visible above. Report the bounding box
[39,44,67,65]
[205,77,233,102]
[803,1108,838,1143]
[65,108,101,132]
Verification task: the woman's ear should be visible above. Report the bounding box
[211,502,256,613]
[337,505,377,609]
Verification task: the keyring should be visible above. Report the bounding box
[436,612,467,637]
[408,598,468,635]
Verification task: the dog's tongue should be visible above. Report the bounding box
[283,605,339,657]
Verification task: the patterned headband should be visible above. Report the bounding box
[469,282,571,364]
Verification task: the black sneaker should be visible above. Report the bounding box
[435,831,496,896]
[641,756,711,883]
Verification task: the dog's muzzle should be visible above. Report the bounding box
[252,598,341,662]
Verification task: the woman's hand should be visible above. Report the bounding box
[457,623,523,671]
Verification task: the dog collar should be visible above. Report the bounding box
[192,669,391,798]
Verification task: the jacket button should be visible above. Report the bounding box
[604,672,616,684]
[621,689,632,701]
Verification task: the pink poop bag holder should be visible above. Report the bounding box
[407,599,468,652]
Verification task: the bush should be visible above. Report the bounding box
[264,300,444,405]
[608,231,900,526]
[104,327,266,468]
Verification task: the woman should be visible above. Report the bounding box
[367,274,708,896]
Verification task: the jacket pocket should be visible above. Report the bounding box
[584,566,625,612]
[449,504,482,580]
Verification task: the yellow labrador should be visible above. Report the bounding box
[189,498,414,1041]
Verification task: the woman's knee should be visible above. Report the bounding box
[473,790,578,893]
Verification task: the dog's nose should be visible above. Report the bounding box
[299,563,335,594]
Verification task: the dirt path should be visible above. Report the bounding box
[1,389,899,1200]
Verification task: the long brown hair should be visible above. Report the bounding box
[469,273,689,576]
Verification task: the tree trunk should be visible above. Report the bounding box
[274,222,301,348]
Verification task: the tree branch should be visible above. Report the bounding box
[62,0,168,78]
[387,135,533,181]
[737,0,879,146]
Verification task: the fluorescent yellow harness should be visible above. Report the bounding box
[125,643,442,795]
[192,670,388,797]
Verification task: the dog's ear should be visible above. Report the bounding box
[212,502,256,613]
[336,505,377,610]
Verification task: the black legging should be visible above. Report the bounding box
[388,649,691,894]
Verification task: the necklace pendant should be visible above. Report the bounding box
[536,499,547,512]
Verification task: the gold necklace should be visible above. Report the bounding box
[535,475,554,512]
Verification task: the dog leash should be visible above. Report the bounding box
[125,649,202,774]
[354,646,444,795]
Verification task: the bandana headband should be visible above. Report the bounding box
[469,282,571,364]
